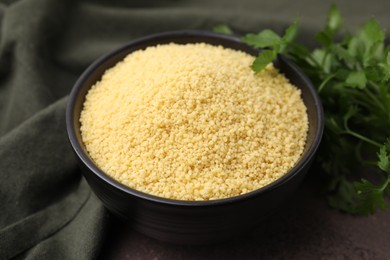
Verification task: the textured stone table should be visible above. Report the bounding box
[99,171,390,259]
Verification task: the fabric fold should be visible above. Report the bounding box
[0,98,107,260]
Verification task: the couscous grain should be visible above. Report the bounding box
[80,43,308,200]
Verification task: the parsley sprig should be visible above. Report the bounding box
[215,5,390,215]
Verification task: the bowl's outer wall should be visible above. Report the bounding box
[67,31,323,244]
[80,155,311,244]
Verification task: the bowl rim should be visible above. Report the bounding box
[66,30,324,207]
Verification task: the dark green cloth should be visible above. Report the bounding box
[0,0,389,259]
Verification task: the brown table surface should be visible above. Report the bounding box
[99,171,390,260]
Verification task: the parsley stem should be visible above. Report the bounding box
[368,80,381,93]
[321,50,330,72]
[339,89,380,110]
[363,87,387,114]
[304,54,323,71]
[343,130,382,148]
[361,160,378,166]
[318,73,336,92]
[380,176,390,192]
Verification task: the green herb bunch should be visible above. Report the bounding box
[214,6,390,215]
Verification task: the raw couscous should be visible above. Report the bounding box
[80,43,308,201]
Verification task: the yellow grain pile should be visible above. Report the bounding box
[80,43,308,201]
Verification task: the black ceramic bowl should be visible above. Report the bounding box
[66,30,324,245]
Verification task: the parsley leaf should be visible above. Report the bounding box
[241,21,298,72]
[353,179,387,215]
[251,50,277,72]
[241,30,282,49]
[387,51,390,66]
[345,71,367,89]
[283,19,299,44]
[378,139,390,173]
[212,25,233,35]
[326,4,342,35]
[358,19,385,49]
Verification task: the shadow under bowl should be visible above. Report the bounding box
[66,30,324,245]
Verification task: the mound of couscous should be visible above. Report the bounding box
[80,43,308,200]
